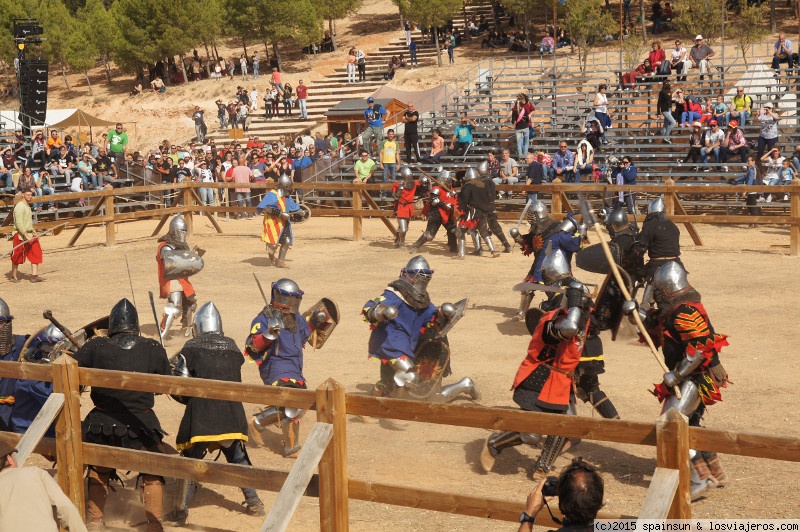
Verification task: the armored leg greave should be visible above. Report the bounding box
[160,291,183,339]
[276,242,290,268]
[483,236,500,257]
[457,232,466,258]
[409,231,433,254]
[281,418,302,457]
[587,389,620,419]
[141,474,165,532]
[433,377,481,403]
[517,292,534,319]
[470,231,482,256]
[701,451,728,486]
[532,435,570,477]
[480,430,523,472]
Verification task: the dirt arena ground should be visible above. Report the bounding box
[4,213,799,530]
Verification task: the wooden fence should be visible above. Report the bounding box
[3,178,799,255]
[1,357,799,530]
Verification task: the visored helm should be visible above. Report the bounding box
[401,255,434,292]
[556,216,580,234]
[26,324,66,363]
[271,278,304,314]
[528,200,549,231]
[194,301,223,336]
[399,166,413,180]
[168,215,188,243]
[108,298,140,336]
[277,174,293,193]
[463,167,478,182]
[652,261,690,303]
[606,208,630,233]
[439,169,452,187]
[648,197,665,214]
[542,248,572,285]
[477,161,489,176]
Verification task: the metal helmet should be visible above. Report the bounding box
[477,161,489,176]
[463,167,478,182]
[399,166,413,180]
[0,298,13,355]
[108,298,140,336]
[401,255,434,293]
[652,261,690,299]
[648,197,665,214]
[271,278,304,314]
[194,301,223,336]
[168,215,188,243]
[606,208,630,233]
[528,200,549,231]
[41,323,66,344]
[26,324,66,363]
[542,248,572,285]
[556,216,580,234]
[439,169,452,187]
[277,174,293,193]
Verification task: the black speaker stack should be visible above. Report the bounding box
[15,19,47,137]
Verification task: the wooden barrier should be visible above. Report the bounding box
[6,179,800,255]
[1,358,800,529]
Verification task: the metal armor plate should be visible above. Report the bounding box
[592,270,633,340]
[162,250,205,280]
[576,242,618,274]
[407,337,452,400]
[301,298,340,349]
[434,298,468,338]
[290,204,312,224]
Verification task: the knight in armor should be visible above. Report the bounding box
[409,169,459,254]
[634,197,682,310]
[624,261,729,500]
[391,167,426,248]
[256,174,302,268]
[9,324,65,437]
[362,255,480,402]
[456,167,500,258]
[480,249,592,478]
[72,298,171,531]
[244,278,328,457]
[477,160,512,253]
[0,298,28,432]
[166,302,264,524]
[157,215,204,340]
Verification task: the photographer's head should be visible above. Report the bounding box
[558,457,604,526]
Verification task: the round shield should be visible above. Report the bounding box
[407,338,452,400]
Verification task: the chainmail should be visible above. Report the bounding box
[108,333,139,350]
[657,287,702,319]
[0,321,13,356]
[388,278,431,309]
[186,333,239,351]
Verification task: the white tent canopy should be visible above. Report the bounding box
[0,108,117,130]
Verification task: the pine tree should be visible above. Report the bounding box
[36,0,77,89]
[78,0,119,84]
[311,0,362,51]
[562,0,616,74]
[393,0,462,66]
[66,24,99,94]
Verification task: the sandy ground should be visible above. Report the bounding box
[4,213,799,530]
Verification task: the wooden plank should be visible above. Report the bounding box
[639,467,680,519]
[656,408,691,519]
[52,356,85,520]
[347,479,632,525]
[14,392,64,466]
[316,380,349,532]
[150,214,171,237]
[791,179,800,256]
[346,394,658,446]
[104,195,116,246]
[183,188,194,237]
[0,360,54,381]
[359,191,397,236]
[671,193,703,246]
[688,427,800,462]
[261,423,333,532]
[352,185,362,241]
[78,367,317,409]
[190,189,224,234]
[67,195,107,247]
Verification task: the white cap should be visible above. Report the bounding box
[764,101,773,108]
[695,35,703,40]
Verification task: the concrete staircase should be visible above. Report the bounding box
[204,1,496,144]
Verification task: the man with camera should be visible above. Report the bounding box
[518,457,604,532]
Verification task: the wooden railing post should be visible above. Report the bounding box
[352,184,363,242]
[664,178,675,216]
[315,379,349,532]
[656,408,691,519]
[551,178,562,218]
[52,355,85,520]
[790,178,800,256]
[183,183,194,237]
[104,190,115,246]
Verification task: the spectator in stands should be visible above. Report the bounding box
[722,120,748,168]
[379,129,400,192]
[362,97,387,157]
[0,147,18,190]
[575,140,595,182]
[540,35,555,54]
[761,147,786,202]
[712,95,728,127]
[296,80,309,119]
[771,33,794,74]
[238,102,250,133]
[523,151,544,203]
[730,155,758,188]
[409,40,418,67]
[551,141,576,183]
[690,35,715,81]
[518,457,603,532]
[95,147,117,187]
[582,117,604,151]
[450,113,476,156]
[756,101,781,160]
[790,143,800,173]
[314,133,327,157]
[649,41,669,75]
[231,157,253,218]
[699,98,713,125]
[16,165,36,194]
[33,169,55,211]
[670,39,688,81]
[422,128,445,164]
[45,130,64,156]
[354,150,377,183]
[347,48,357,82]
[727,86,752,126]
[621,59,650,90]
[48,145,76,186]
[656,81,676,143]
[385,56,400,80]
[701,120,724,169]
[508,93,536,159]
[680,90,703,127]
[611,155,637,213]
[356,49,367,82]
[494,148,519,197]
[130,82,142,96]
[485,151,501,181]
[151,77,165,93]
[13,132,27,166]
[593,84,611,144]
[78,152,99,190]
[682,121,705,172]
[778,158,795,201]
[64,135,78,158]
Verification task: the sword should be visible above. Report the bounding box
[42,310,83,349]
[124,253,137,307]
[578,198,680,399]
[148,291,166,349]
[510,198,533,251]
[253,272,269,305]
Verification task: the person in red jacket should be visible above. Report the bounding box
[391,167,426,248]
[408,169,459,254]
[480,248,592,478]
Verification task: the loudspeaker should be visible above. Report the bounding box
[19,59,48,125]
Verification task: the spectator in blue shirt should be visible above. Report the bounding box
[361,97,387,156]
[551,141,576,183]
[611,155,637,214]
[449,114,476,156]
